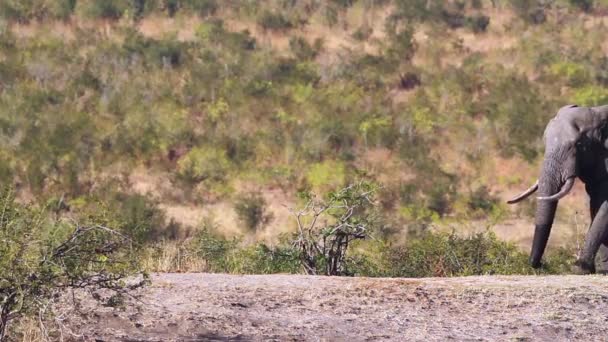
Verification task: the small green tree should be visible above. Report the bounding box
[234,192,273,232]
[291,182,379,276]
[0,189,145,340]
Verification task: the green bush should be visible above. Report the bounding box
[466,15,490,33]
[227,243,301,274]
[289,36,322,61]
[549,61,590,87]
[291,182,380,276]
[192,223,300,274]
[189,227,576,277]
[182,0,217,17]
[0,0,78,21]
[352,25,373,41]
[305,160,347,193]
[0,0,39,22]
[258,10,293,31]
[81,0,128,19]
[570,0,593,12]
[392,0,443,23]
[192,222,238,272]
[163,0,178,16]
[177,147,232,183]
[571,85,608,106]
[49,0,78,20]
[114,193,171,245]
[0,188,144,339]
[388,231,573,277]
[509,0,546,24]
[384,20,417,63]
[233,192,273,232]
[123,30,187,68]
[466,186,500,218]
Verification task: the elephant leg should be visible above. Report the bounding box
[589,193,608,274]
[596,243,608,274]
[575,199,608,274]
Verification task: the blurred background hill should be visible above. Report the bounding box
[0,0,606,271]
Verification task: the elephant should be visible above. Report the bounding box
[508,103,608,274]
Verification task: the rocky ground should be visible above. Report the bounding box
[63,273,608,341]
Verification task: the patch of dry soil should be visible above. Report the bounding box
[66,274,608,341]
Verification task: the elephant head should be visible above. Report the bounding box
[507,104,608,268]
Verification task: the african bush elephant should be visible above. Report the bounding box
[508,104,608,274]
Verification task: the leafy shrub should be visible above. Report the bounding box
[233,192,273,232]
[123,30,187,67]
[571,85,608,106]
[388,231,569,277]
[182,0,218,17]
[392,0,444,23]
[359,115,392,148]
[344,239,394,277]
[594,57,608,86]
[384,20,417,62]
[195,19,256,50]
[570,0,593,12]
[305,160,347,193]
[323,4,339,27]
[192,221,237,272]
[227,243,301,274]
[81,0,128,20]
[0,0,78,21]
[291,182,380,276]
[510,0,546,24]
[187,227,575,277]
[163,0,179,16]
[0,188,144,339]
[258,10,293,31]
[177,147,232,183]
[191,222,299,274]
[0,0,39,22]
[49,0,78,20]
[549,61,590,87]
[389,231,575,277]
[467,186,500,218]
[352,25,373,41]
[330,0,356,8]
[466,15,490,33]
[114,193,171,245]
[289,36,323,61]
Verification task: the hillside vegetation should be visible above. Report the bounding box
[1,0,607,275]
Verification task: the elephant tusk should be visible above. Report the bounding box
[507,180,539,204]
[537,177,575,202]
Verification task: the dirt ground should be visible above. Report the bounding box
[63,273,608,341]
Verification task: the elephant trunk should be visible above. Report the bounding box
[529,156,567,268]
[530,199,558,268]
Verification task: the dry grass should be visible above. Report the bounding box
[137,15,200,41]
[10,312,82,342]
[10,318,43,342]
[141,239,207,273]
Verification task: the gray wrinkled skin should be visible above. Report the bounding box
[509,104,608,274]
